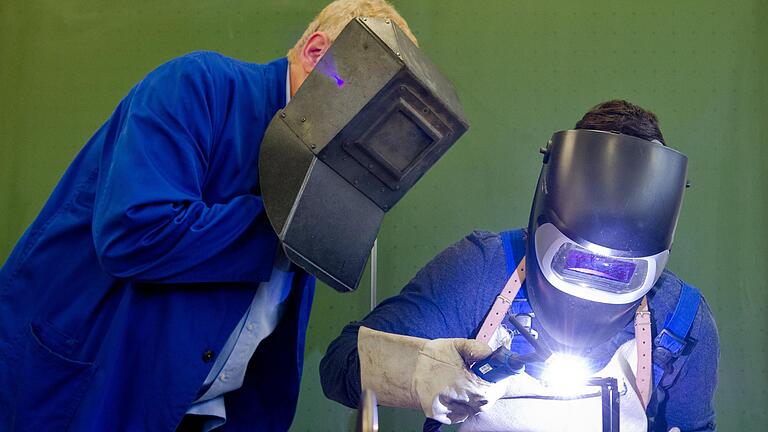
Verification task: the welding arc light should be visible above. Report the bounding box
[541,353,592,394]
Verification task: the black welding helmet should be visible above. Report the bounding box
[259,17,468,292]
[526,130,688,349]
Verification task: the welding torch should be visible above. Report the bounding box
[470,315,552,382]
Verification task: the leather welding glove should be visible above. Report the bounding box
[358,326,508,424]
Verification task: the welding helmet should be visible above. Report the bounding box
[526,130,688,349]
[259,17,468,292]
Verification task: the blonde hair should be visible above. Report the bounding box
[287,0,418,63]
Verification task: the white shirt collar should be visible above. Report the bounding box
[286,64,291,105]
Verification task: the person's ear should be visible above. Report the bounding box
[299,31,331,73]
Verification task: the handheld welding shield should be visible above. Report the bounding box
[259,17,469,292]
[526,130,688,349]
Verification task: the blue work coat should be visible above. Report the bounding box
[0,52,315,431]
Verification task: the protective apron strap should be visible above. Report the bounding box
[634,296,653,408]
[476,230,526,343]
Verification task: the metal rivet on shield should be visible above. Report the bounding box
[301,117,306,122]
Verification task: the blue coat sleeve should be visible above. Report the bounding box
[92,53,270,283]
[660,297,719,431]
[319,232,504,408]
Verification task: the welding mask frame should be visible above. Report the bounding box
[259,17,469,292]
[526,129,688,349]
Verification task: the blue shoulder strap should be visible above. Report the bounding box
[652,282,701,389]
[647,282,702,429]
[500,229,530,312]
[500,230,522,279]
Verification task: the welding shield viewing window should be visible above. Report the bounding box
[535,223,668,305]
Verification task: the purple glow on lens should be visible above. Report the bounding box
[332,73,345,88]
[316,51,345,89]
[564,250,636,283]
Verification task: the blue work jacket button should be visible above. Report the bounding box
[202,350,215,363]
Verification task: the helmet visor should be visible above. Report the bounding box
[551,242,648,294]
[536,223,668,304]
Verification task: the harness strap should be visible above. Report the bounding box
[476,231,526,343]
[634,296,653,408]
[652,283,701,388]
[476,258,525,343]
[647,283,701,430]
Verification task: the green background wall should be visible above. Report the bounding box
[1,0,765,430]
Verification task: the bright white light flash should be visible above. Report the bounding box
[541,353,592,394]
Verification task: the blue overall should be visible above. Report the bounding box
[320,229,719,431]
[0,52,315,432]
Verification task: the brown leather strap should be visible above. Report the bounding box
[476,257,526,343]
[634,296,653,408]
[477,255,653,409]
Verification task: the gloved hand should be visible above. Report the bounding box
[357,326,508,424]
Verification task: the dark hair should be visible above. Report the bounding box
[574,99,665,145]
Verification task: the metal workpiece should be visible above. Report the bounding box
[259,17,469,292]
[585,377,621,432]
[370,238,378,310]
[355,389,379,432]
